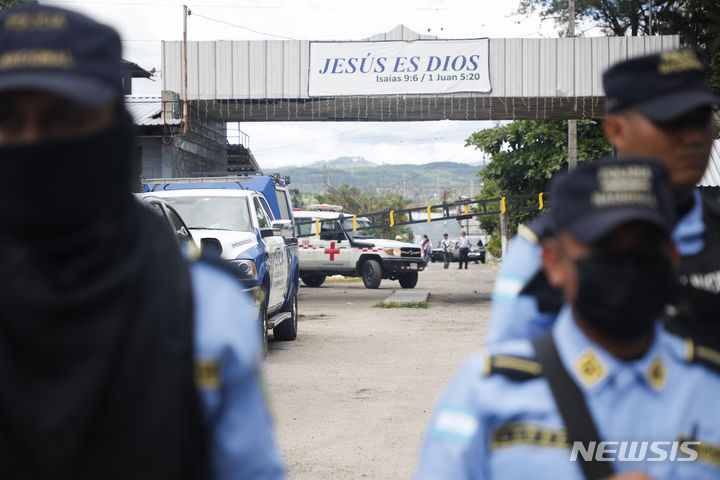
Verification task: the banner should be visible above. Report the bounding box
[308,39,491,97]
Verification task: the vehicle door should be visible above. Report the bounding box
[296,215,318,271]
[253,196,287,308]
[315,219,351,269]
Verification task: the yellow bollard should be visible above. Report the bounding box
[501,197,506,214]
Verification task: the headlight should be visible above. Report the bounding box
[383,248,402,256]
[231,259,258,281]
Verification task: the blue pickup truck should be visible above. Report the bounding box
[142,175,300,350]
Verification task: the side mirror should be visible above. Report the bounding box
[200,237,223,255]
[260,228,275,238]
[271,219,293,232]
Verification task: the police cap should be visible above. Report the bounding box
[603,49,719,121]
[0,4,123,107]
[549,158,674,244]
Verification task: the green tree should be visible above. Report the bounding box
[466,119,612,233]
[518,0,720,95]
[517,0,670,36]
[473,177,501,237]
[315,182,412,239]
[0,0,37,9]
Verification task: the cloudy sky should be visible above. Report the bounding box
[40,0,567,168]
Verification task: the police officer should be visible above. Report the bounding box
[487,49,720,348]
[415,159,720,480]
[457,231,472,269]
[0,5,284,479]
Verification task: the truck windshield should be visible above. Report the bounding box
[163,196,252,232]
[341,219,379,239]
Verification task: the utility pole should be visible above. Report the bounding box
[649,0,653,35]
[183,5,190,136]
[567,0,578,171]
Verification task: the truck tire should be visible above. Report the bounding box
[258,289,268,357]
[301,275,326,287]
[361,259,382,289]
[274,287,298,341]
[399,272,418,289]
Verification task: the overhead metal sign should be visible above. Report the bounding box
[308,38,491,97]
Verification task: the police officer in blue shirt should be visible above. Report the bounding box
[0,5,284,479]
[487,49,720,350]
[415,158,720,480]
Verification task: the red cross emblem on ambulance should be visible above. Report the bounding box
[324,241,340,261]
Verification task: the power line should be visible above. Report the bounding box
[189,11,297,40]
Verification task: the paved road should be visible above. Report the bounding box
[265,261,498,479]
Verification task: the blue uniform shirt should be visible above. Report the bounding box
[191,261,286,480]
[415,306,720,479]
[486,189,706,344]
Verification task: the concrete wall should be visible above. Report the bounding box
[138,108,228,180]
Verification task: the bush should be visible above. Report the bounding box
[487,236,502,260]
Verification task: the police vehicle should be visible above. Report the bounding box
[142,175,300,349]
[294,205,425,289]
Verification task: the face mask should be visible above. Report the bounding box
[573,251,676,340]
[0,111,135,238]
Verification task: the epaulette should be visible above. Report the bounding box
[518,214,554,244]
[685,338,720,375]
[484,354,543,381]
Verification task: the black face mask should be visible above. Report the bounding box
[573,251,676,340]
[0,110,135,239]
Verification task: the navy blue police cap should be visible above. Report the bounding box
[0,4,123,107]
[603,49,719,122]
[549,158,674,244]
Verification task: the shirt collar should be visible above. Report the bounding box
[551,306,669,394]
[672,188,705,256]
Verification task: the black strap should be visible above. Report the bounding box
[532,333,614,480]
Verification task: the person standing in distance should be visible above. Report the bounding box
[486,49,720,348]
[456,231,472,269]
[0,5,285,479]
[440,233,453,269]
[415,159,720,480]
[421,234,432,265]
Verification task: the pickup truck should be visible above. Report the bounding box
[294,208,425,289]
[143,175,300,350]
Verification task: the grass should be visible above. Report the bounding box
[375,300,429,309]
[325,276,362,283]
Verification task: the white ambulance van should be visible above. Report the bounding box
[294,205,425,289]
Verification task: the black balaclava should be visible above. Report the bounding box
[0,111,209,479]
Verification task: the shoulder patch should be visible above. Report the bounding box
[684,338,720,374]
[484,354,542,381]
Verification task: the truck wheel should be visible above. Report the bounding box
[274,287,298,341]
[361,259,382,289]
[301,275,326,287]
[399,272,418,289]
[258,290,268,357]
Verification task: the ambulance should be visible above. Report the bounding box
[294,205,425,289]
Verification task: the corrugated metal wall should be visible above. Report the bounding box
[162,34,680,101]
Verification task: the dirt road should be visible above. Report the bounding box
[265,261,498,479]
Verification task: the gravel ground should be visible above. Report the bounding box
[265,261,499,479]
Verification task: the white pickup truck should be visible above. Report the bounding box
[294,209,425,289]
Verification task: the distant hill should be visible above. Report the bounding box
[268,157,483,202]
